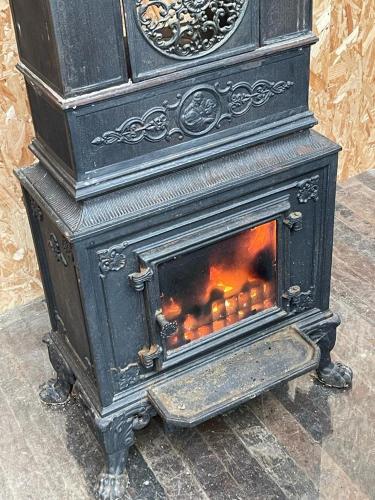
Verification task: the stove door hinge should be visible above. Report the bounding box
[128,267,154,291]
[283,211,303,231]
[138,344,162,369]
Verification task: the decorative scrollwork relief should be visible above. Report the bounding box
[48,233,72,267]
[96,402,155,452]
[91,108,172,146]
[297,175,319,203]
[113,364,141,391]
[227,80,294,114]
[136,0,247,59]
[92,79,294,146]
[290,289,314,313]
[30,199,43,221]
[97,241,129,277]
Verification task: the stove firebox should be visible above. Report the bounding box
[10,1,353,498]
[160,219,277,350]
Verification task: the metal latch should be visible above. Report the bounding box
[128,267,153,291]
[155,310,178,339]
[282,285,301,312]
[283,211,303,231]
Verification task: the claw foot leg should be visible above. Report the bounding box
[317,361,353,388]
[97,449,129,500]
[93,404,154,499]
[306,313,353,389]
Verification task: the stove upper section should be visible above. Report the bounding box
[10,0,313,98]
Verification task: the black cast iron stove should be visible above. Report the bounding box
[11,1,353,498]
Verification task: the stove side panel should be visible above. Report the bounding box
[21,190,93,375]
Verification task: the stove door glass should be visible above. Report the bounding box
[159,219,277,351]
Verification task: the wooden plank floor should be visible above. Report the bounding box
[0,170,374,500]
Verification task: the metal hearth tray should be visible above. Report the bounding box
[148,327,320,427]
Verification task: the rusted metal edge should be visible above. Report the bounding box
[17,32,318,110]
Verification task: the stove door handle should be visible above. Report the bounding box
[155,310,178,339]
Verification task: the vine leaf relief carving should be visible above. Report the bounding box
[48,233,72,267]
[297,175,319,203]
[91,108,172,146]
[112,363,141,391]
[290,288,314,313]
[30,199,43,221]
[92,79,294,146]
[97,241,129,277]
[136,0,248,59]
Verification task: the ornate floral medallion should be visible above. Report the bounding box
[136,0,248,59]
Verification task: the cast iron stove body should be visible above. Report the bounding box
[11,1,353,497]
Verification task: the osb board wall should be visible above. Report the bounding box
[311,0,375,179]
[0,0,374,314]
[0,0,41,313]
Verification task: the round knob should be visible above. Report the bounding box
[288,285,301,297]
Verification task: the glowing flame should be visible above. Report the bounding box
[161,220,277,350]
[163,297,182,321]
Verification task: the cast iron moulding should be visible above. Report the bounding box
[11,1,353,498]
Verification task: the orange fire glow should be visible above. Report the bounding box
[161,220,277,350]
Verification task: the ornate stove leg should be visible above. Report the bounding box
[95,404,154,500]
[307,313,353,388]
[97,448,130,500]
[39,335,75,405]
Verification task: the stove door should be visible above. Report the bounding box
[122,0,258,81]
[131,196,293,371]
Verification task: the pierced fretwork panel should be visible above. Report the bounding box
[136,0,248,59]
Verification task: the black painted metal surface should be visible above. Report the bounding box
[16,128,343,406]
[26,47,314,199]
[10,0,317,199]
[16,121,353,500]
[10,1,354,498]
[124,0,259,81]
[9,0,128,97]
[260,0,312,45]
[10,0,313,95]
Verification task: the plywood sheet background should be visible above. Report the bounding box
[0,0,374,314]
[311,0,375,179]
[0,0,41,314]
